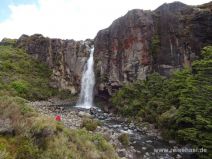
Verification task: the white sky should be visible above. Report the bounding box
[0,0,210,41]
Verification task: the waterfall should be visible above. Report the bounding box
[76,46,95,109]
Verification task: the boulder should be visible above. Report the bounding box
[0,119,14,135]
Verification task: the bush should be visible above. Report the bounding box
[118,133,130,146]
[11,80,30,94]
[16,138,40,159]
[81,118,100,131]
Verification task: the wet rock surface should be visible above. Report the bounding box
[30,102,191,159]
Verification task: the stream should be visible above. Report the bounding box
[89,107,190,159]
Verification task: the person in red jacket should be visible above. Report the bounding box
[55,115,62,121]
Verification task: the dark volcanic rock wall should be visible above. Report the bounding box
[153,2,212,74]
[13,2,211,97]
[94,2,212,96]
[17,34,93,94]
[94,10,154,96]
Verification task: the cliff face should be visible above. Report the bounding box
[94,10,153,97]
[16,34,93,94]
[14,2,212,96]
[94,2,212,97]
[153,2,212,74]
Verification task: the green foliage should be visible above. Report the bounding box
[11,80,30,94]
[1,38,17,45]
[0,45,62,100]
[118,133,130,146]
[57,90,77,100]
[112,46,212,158]
[16,138,40,159]
[150,34,160,62]
[112,72,168,118]
[0,96,119,159]
[81,118,101,131]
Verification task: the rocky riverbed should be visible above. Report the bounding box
[30,100,191,159]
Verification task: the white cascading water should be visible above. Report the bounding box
[76,46,95,109]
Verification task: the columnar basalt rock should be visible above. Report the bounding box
[94,2,212,97]
[152,2,212,74]
[94,9,154,96]
[16,34,93,94]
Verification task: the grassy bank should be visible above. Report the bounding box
[0,96,118,159]
[0,43,57,100]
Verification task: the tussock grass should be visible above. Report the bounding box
[0,96,119,159]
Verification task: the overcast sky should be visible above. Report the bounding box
[0,0,210,40]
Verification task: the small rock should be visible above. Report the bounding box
[142,147,147,150]
[136,150,141,153]
[103,113,108,116]
[176,154,182,159]
[118,149,127,157]
[127,154,133,158]
[169,140,177,144]
[143,127,147,131]
[78,111,91,118]
[146,140,153,143]
[99,116,106,120]
[0,119,14,135]
[145,152,150,156]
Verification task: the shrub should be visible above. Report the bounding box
[16,138,40,159]
[81,118,100,131]
[118,133,130,146]
[11,80,30,94]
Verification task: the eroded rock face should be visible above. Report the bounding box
[94,9,154,97]
[94,2,212,96]
[15,2,212,97]
[16,34,93,94]
[153,2,212,74]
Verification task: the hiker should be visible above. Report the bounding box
[55,115,62,121]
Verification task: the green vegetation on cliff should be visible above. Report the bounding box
[112,46,212,158]
[150,34,160,62]
[0,44,56,100]
[0,96,118,159]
